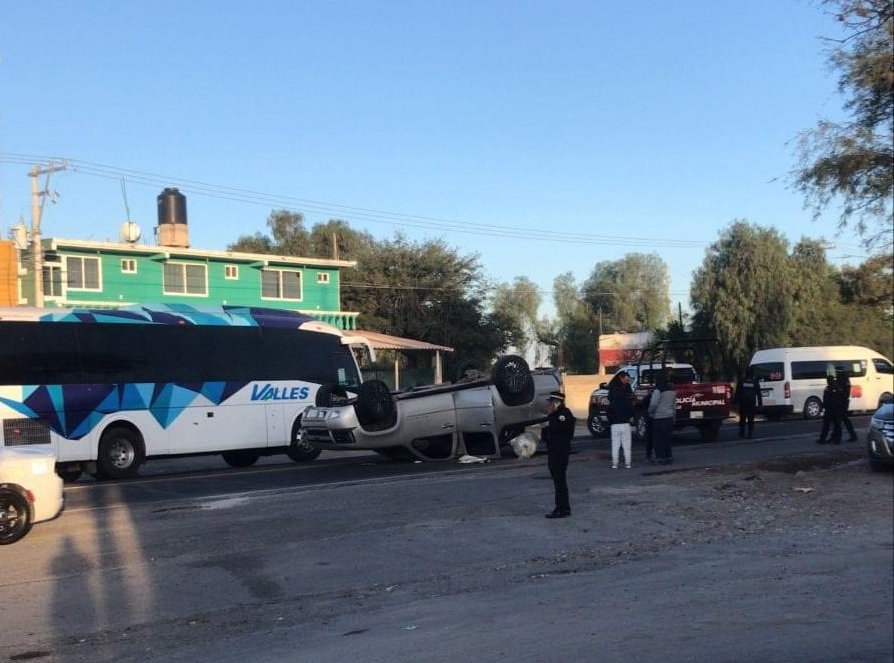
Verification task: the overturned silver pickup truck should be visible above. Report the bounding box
[299,355,561,461]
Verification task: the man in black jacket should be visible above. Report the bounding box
[816,376,843,445]
[543,391,576,519]
[735,370,763,439]
[836,371,858,441]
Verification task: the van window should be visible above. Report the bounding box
[791,359,867,380]
[873,358,894,375]
[752,362,783,382]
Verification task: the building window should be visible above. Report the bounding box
[42,265,63,297]
[225,265,239,280]
[261,269,302,301]
[121,258,137,274]
[317,272,330,284]
[66,256,101,291]
[163,262,207,296]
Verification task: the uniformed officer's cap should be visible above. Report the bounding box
[547,391,565,401]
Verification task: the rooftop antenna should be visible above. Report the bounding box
[120,177,132,221]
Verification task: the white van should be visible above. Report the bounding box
[749,346,894,419]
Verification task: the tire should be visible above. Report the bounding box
[0,488,33,545]
[315,384,349,407]
[491,355,532,397]
[699,420,722,441]
[287,420,322,462]
[95,426,144,480]
[633,414,649,441]
[55,464,83,483]
[803,397,823,420]
[221,450,261,468]
[498,425,525,446]
[354,379,395,426]
[587,411,608,438]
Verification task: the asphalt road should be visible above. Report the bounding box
[1,415,891,663]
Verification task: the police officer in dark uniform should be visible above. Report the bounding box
[544,391,576,519]
[735,369,763,439]
[816,376,843,445]
[836,371,858,441]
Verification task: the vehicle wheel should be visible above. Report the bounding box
[221,450,261,468]
[587,412,608,438]
[803,397,823,420]
[699,420,722,441]
[491,355,532,397]
[354,379,395,426]
[498,425,525,446]
[55,464,83,483]
[315,384,349,407]
[0,488,33,545]
[633,414,649,441]
[95,426,144,480]
[373,447,416,462]
[287,421,322,462]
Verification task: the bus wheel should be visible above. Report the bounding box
[96,427,144,480]
[0,488,33,545]
[354,380,395,426]
[221,450,260,468]
[288,424,322,462]
[55,464,83,483]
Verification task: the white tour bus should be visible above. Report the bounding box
[0,304,372,481]
[748,345,894,420]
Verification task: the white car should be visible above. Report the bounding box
[0,447,64,544]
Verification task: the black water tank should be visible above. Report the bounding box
[157,187,187,225]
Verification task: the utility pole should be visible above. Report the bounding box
[29,160,66,307]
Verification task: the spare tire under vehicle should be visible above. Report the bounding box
[491,355,535,406]
[354,379,396,427]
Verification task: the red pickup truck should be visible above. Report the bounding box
[587,362,733,441]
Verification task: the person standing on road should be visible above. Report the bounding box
[648,371,676,464]
[816,376,843,445]
[836,371,858,442]
[735,369,763,439]
[543,391,576,519]
[607,371,635,469]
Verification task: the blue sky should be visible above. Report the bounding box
[0,0,868,318]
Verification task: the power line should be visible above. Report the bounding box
[1,152,709,249]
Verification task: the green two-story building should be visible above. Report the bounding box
[22,236,359,331]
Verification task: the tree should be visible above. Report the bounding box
[228,209,310,255]
[690,221,795,370]
[580,253,671,333]
[792,0,893,247]
[491,277,542,358]
[552,272,598,373]
[786,238,846,345]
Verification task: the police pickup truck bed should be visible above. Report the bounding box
[587,363,732,441]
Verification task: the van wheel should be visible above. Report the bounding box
[0,488,33,545]
[96,427,144,480]
[803,397,823,420]
[354,380,395,426]
[221,450,260,468]
[287,421,322,462]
